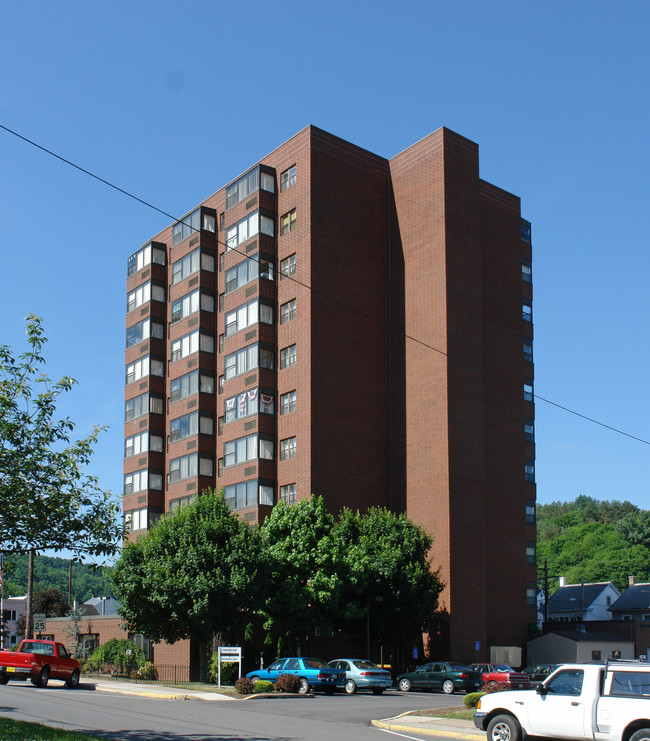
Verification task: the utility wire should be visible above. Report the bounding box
[1,122,647,444]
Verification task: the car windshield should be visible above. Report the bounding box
[494,665,513,671]
[354,660,380,669]
[450,664,472,671]
[303,658,328,669]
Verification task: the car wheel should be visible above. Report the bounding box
[372,687,385,695]
[630,731,650,741]
[398,678,411,692]
[298,677,310,694]
[249,675,260,683]
[0,674,9,685]
[37,666,50,688]
[66,669,80,688]
[442,679,455,694]
[324,686,336,695]
[344,679,357,695]
[488,680,498,689]
[487,713,521,741]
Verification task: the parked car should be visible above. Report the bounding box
[470,663,531,689]
[246,657,345,694]
[328,658,393,695]
[397,661,483,694]
[522,663,560,686]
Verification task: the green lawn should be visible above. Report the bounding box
[0,717,103,741]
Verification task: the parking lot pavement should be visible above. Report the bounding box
[372,712,485,739]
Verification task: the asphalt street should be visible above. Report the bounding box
[0,680,477,741]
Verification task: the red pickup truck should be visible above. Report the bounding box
[0,639,81,688]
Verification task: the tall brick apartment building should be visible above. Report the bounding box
[124,125,537,663]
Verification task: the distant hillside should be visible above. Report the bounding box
[2,553,113,603]
[537,495,650,593]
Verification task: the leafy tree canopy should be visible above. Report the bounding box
[537,496,650,591]
[0,315,123,557]
[15,587,70,636]
[111,490,259,679]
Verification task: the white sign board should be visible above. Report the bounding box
[33,613,46,631]
[217,646,242,688]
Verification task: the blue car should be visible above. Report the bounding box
[247,657,345,694]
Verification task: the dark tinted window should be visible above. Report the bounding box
[610,671,650,697]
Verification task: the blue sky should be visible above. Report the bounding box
[1,0,648,530]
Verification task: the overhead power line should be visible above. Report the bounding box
[1,122,647,446]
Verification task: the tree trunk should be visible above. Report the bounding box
[26,550,34,639]
[199,641,209,683]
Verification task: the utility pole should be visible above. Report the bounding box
[25,550,34,640]
[544,560,549,624]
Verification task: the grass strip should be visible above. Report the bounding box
[0,716,103,741]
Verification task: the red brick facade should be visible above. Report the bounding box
[124,126,536,663]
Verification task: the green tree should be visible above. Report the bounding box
[111,490,259,681]
[257,495,346,655]
[336,506,443,647]
[15,587,70,637]
[0,315,123,557]
[0,315,123,637]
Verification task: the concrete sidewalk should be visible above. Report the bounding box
[372,712,484,739]
[89,678,235,701]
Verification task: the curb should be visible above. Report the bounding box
[371,719,478,739]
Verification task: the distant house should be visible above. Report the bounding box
[2,595,27,647]
[80,596,120,616]
[527,627,634,665]
[547,578,620,622]
[608,578,650,621]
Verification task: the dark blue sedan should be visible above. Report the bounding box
[247,657,345,694]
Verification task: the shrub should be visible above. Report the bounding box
[137,662,158,681]
[253,680,274,693]
[208,655,238,685]
[482,682,510,693]
[274,673,301,693]
[235,677,255,694]
[88,639,146,674]
[464,691,485,708]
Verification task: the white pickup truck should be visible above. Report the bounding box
[474,660,650,741]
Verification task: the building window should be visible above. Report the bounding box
[169,370,214,404]
[170,331,214,363]
[171,290,214,324]
[225,254,275,294]
[169,493,197,513]
[522,259,532,283]
[280,344,296,369]
[127,242,166,276]
[280,254,296,279]
[171,248,215,285]
[523,339,533,363]
[525,460,535,482]
[168,453,198,483]
[172,208,201,246]
[223,479,271,510]
[523,300,532,323]
[125,431,163,458]
[224,433,274,468]
[127,281,165,313]
[224,344,274,381]
[126,318,163,348]
[526,500,536,523]
[169,412,205,443]
[521,220,532,244]
[224,388,274,423]
[280,436,297,460]
[125,355,164,385]
[280,209,296,235]
[281,165,296,191]
[125,392,163,422]
[524,380,534,402]
[525,419,535,443]
[280,390,296,415]
[526,582,537,606]
[526,541,536,565]
[280,299,296,325]
[280,484,296,505]
[225,299,273,337]
[225,166,274,211]
[225,211,274,251]
[124,507,149,533]
[124,469,149,495]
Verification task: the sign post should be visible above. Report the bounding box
[217,646,242,688]
[33,613,46,635]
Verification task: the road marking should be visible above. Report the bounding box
[377,728,427,740]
